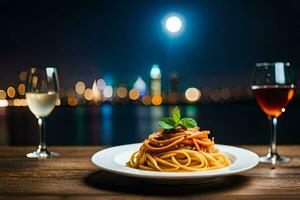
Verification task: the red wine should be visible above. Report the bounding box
[252,85,295,117]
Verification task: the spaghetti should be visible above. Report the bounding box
[126,126,231,172]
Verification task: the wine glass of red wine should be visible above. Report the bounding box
[251,62,296,165]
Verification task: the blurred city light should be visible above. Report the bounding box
[220,88,230,100]
[133,76,146,96]
[0,90,6,99]
[129,88,140,100]
[150,64,161,96]
[211,89,221,102]
[20,99,27,106]
[0,100,8,107]
[92,80,101,102]
[116,86,128,98]
[2,64,261,107]
[152,95,163,105]
[75,81,86,95]
[19,70,27,82]
[13,99,22,106]
[150,64,161,79]
[84,88,93,101]
[142,95,151,105]
[32,76,38,88]
[165,15,182,33]
[96,79,106,90]
[8,100,14,106]
[7,87,16,98]
[55,99,61,106]
[185,87,201,102]
[68,97,78,106]
[103,86,113,98]
[17,83,25,96]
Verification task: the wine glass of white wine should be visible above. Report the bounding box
[26,67,59,158]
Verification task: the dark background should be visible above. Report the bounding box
[0,0,299,146]
[0,0,299,88]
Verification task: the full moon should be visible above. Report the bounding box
[165,15,182,33]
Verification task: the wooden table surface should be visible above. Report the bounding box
[0,146,300,200]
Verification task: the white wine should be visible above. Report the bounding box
[26,92,58,117]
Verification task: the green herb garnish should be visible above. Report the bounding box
[159,106,197,130]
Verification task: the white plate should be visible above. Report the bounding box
[91,143,259,184]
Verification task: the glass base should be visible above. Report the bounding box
[26,146,59,158]
[260,152,290,164]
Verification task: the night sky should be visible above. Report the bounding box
[0,0,299,89]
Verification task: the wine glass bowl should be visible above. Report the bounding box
[251,62,296,165]
[25,67,59,158]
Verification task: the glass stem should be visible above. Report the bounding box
[268,116,278,158]
[38,117,47,151]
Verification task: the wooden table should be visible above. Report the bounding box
[0,146,300,200]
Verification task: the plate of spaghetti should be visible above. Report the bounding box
[91,107,259,184]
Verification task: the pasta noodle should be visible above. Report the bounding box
[126,126,231,172]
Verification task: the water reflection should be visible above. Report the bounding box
[75,106,86,145]
[100,104,113,144]
[0,102,299,146]
[88,107,100,145]
[0,108,8,145]
[185,105,198,119]
[150,106,163,131]
[137,106,150,141]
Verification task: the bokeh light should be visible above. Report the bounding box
[13,99,22,106]
[116,87,128,98]
[103,86,113,98]
[55,98,61,106]
[129,89,140,100]
[75,81,86,95]
[167,93,179,104]
[19,70,27,82]
[97,79,106,90]
[68,97,78,106]
[18,83,26,95]
[0,90,6,99]
[32,76,38,88]
[152,95,163,105]
[92,80,101,102]
[0,100,8,107]
[7,87,16,98]
[185,87,201,102]
[84,88,93,101]
[220,88,230,100]
[20,99,27,106]
[8,100,14,106]
[142,95,151,105]
[211,89,221,102]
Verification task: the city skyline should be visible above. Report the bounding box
[0,63,260,107]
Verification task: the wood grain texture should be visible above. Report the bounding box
[0,145,299,200]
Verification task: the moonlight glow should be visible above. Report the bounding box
[165,15,182,33]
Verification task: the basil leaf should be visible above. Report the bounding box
[159,117,176,130]
[179,118,197,128]
[172,106,181,124]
